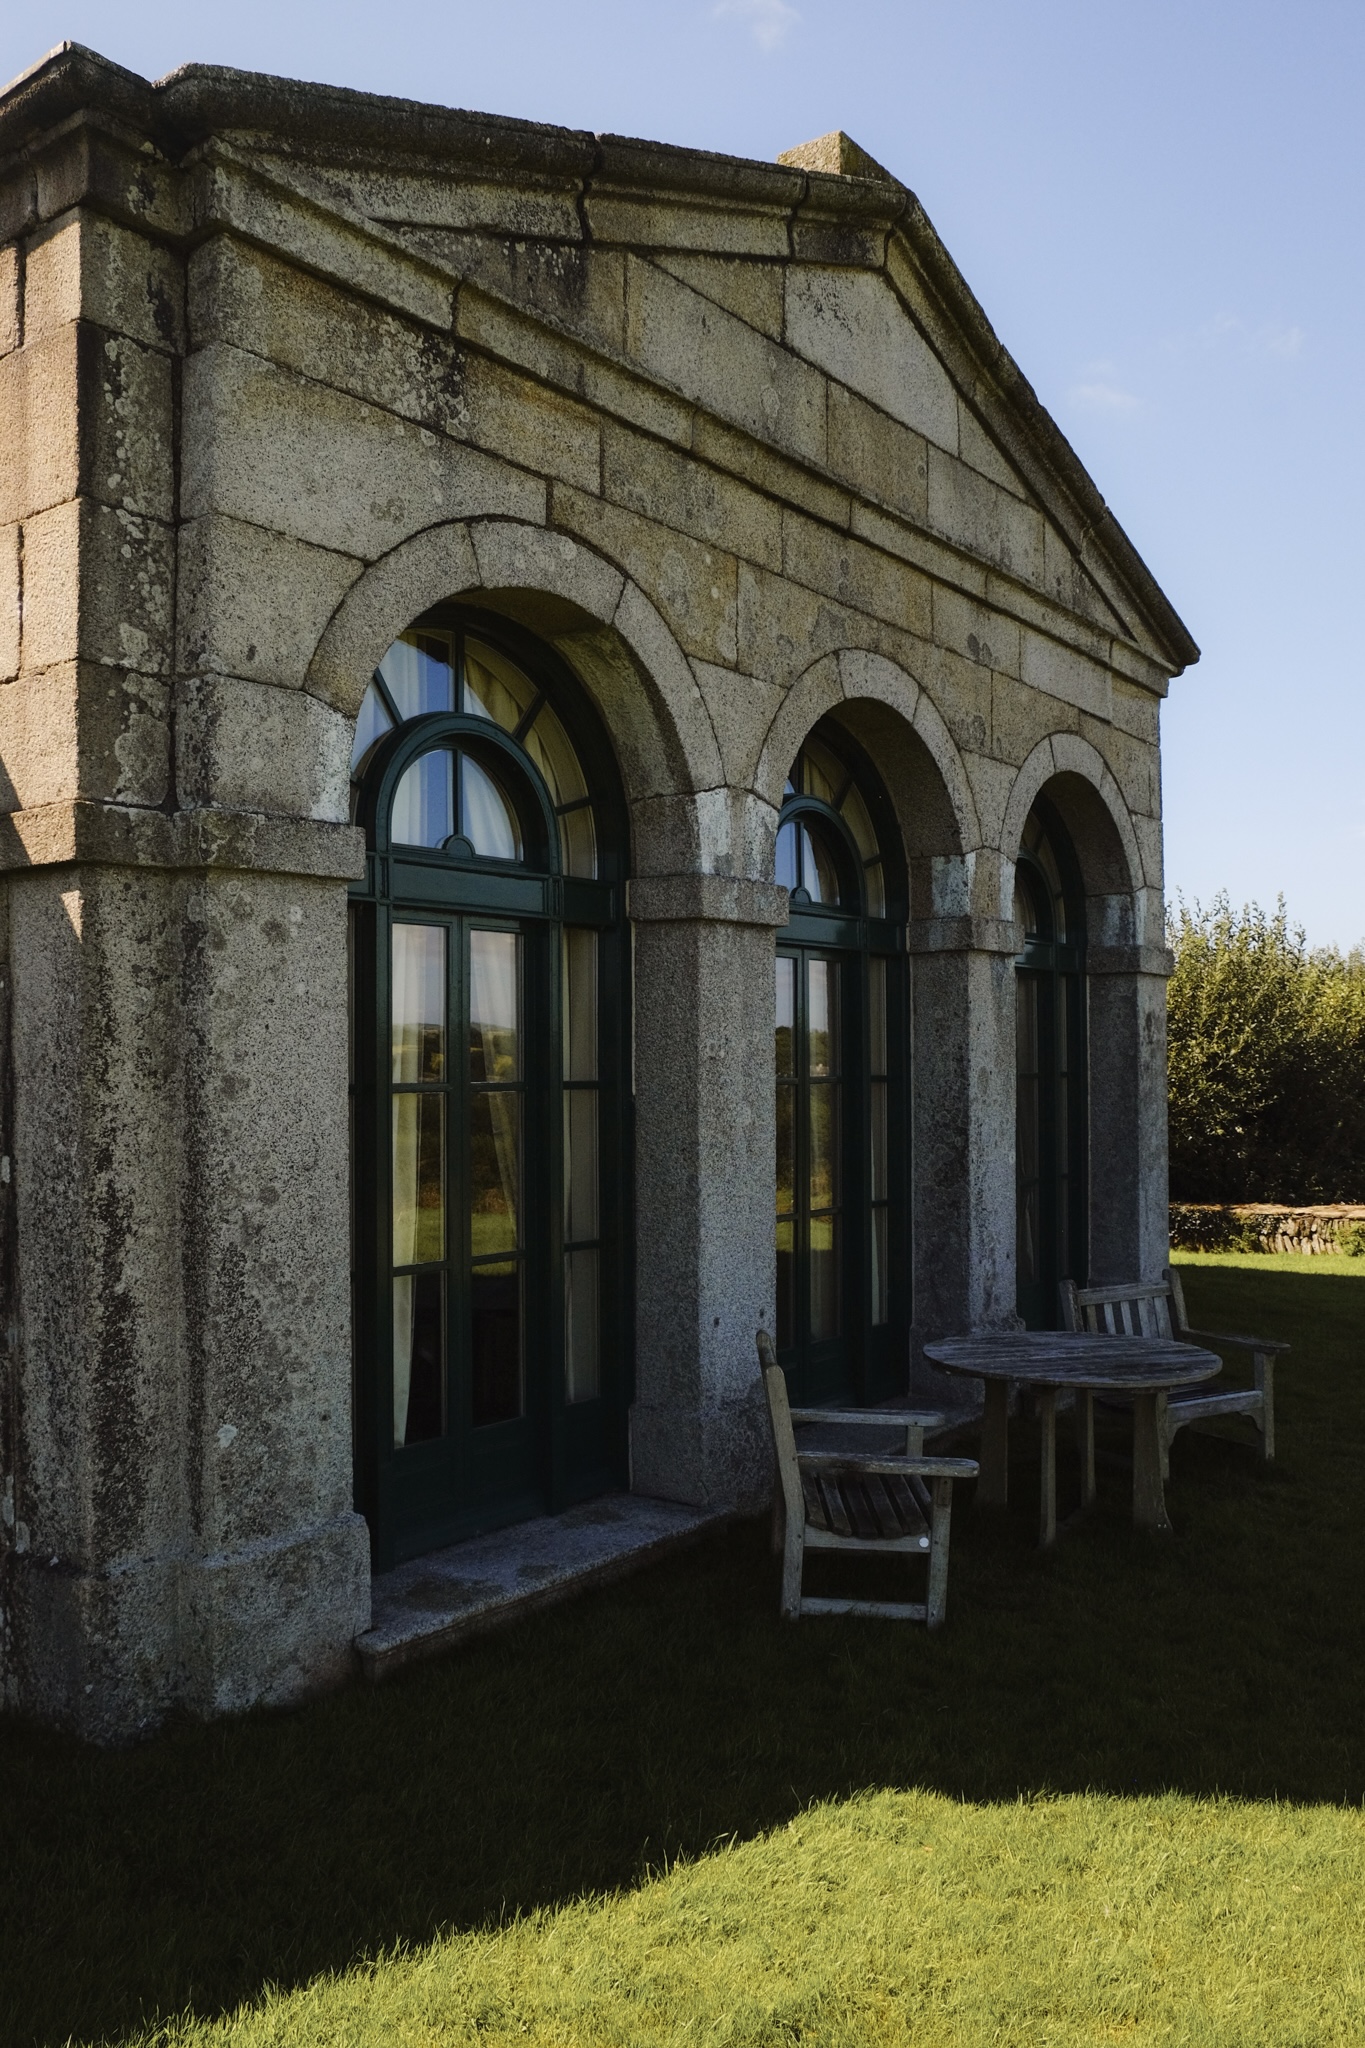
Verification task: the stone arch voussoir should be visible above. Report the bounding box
[303,518,726,810]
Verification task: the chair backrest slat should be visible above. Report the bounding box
[757,1330,805,1527]
[1060,1275,1180,1341]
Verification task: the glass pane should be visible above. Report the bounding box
[559,804,597,879]
[392,1270,444,1447]
[350,675,395,775]
[470,1091,520,1256]
[775,820,798,893]
[810,1216,840,1341]
[564,1089,599,1243]
[391,924,446,1084]
[864,860,886,918]
[871,1080,888,1202]
[868,957,888,1076]
[471,1261,522,1425]
[563,929,598,1082]
[460,754,522,861]
[392,748,453,848]
[524,698,589,809]
[775,956,795,1077]
[392,1093,444,1265]
[1017,1073,1041,1185]
[809,1081,840,1212]
[871,1208,889,1327]
[840,780,878,864]
[565,1248,600,1404]
[800,737,842,803]
[1018,1183,1040,1287]
[776,1219,794,1349]
[463,638,536,733]
[380,631,454,719]
[776,1082,794,1217]
[470,930,519,1082]
[801,822,840,906]
[808,958,838,1077]
[1016,973,1039,1075]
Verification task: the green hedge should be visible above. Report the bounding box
[1166,897,1365,1203]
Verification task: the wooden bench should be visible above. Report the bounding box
[757,1330,978,1627]
[1059,1268,1287,1477]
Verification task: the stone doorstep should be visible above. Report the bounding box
[355,1493,727,1682]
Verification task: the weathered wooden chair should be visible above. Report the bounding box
[1059,1268,1287,1480]
[756,1330,978,1627]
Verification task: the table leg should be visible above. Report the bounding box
[1038,1386,1057,1547]
[1076,1389,1096,1508]
[978,1379,1009,1507]
[1132,1390,1172,1531]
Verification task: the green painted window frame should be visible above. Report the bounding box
[1014,795,1089,1331]
[775,722,910,1408]
[349,609,632,1571]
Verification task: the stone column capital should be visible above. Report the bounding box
[627,873,790,929]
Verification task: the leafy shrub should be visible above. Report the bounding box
[1338,1222,1365,1258]
[1166,896,1365,1202]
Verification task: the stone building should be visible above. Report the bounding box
[0,45,1196,1739]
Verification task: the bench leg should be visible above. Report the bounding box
[1157,1388,1171,1481]
[978,1379,1010,1507]
[1256,1355,1275,1461]
[1038,1386,1057,1547]
[780,1514,805,1620]
[926,1477,953,1628]
[1076,1389,1096,1508]
[1132,1390,1173,1532]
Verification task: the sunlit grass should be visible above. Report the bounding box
[2,1256,1362,2046]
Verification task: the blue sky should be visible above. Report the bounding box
[5,2,1361,948]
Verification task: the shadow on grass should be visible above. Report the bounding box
[2,1260,1363,2045]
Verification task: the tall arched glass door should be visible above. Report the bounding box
[349,612,629,1569]
[774,724,908,1406]
[1014,798,1088,1329]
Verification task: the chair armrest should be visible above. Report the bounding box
[797,1451,979,1480]
[1181,1326,1290,1354]
[789,1407,947,1429]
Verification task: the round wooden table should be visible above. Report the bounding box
[923,1332,1222,1542]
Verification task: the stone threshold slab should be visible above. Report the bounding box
[356,1492,725,1681]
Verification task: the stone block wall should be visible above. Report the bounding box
[0,48,1196,1735]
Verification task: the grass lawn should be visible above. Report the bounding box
[2,1255,1363,2046]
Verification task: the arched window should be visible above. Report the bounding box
[1014,798,1088,1329]
[774,723,908,1405]
[349,611,629,1568]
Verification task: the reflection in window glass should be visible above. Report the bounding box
[470,1092,519,1256]
[351,676,395,774]
[392,925,446,1084]
[471,1262,522,1424]
[392,1093,445,1267]
[558,803,597,879]
[565,1250,600,1404]
[776,820,798,893]
[392,1270,443,1447]
[392,749,453,848]
[562,928,601,1402]
[469,930,519,1082]
[800,738,842,804]
[460,754,522,861]
[463,639,536,733]
[524,697,588,809]
[381,632,455,720]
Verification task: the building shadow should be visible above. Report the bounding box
[2,1260,1360,2045]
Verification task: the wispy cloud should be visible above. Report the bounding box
[1069,360,1139,413]
[1071,380,1140,413]
[1176,313,1307,361]
[712,0,800,52]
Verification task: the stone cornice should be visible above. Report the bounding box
[0,799,366,877]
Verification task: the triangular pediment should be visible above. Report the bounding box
[0,49,1196,674]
